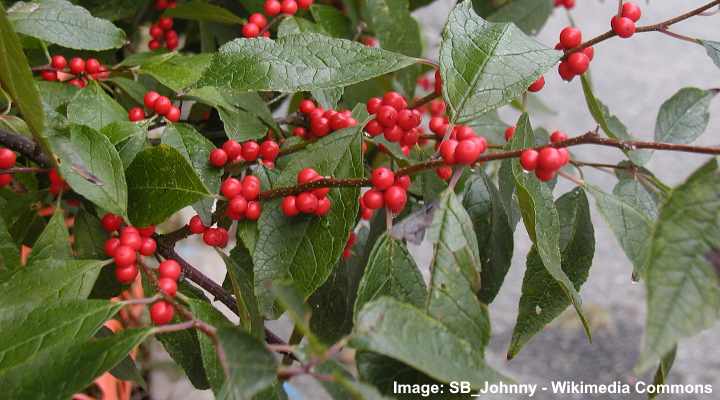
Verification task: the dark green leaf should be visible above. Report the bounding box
[638,159,720,372]
[216,327,278,400]
[155,314,210,389]
[649,347,677,400]
[74,0,139,21]
[26,208,71,266]
[508,188,595,359]
[352,298,504,390]
[7,0,125,50]
[94,326,146,387]
[466,110,508,145]
[221,246,264,339]
[126,144,210,226]
[0,213,20,272]
[100,121,148,168]
[140,53,214,92]
[277,16,326,37]
[310,4,353,39]
[165,1,245,24]
[655,87,716,145]
[312,87,344,110]
[701,40,720,69]
[462,171,514,303]
[486,0,553,36]
[440,1,559,123]
[354,233,426,316]
[199,34,418,92]
[36,80,79,110]
[187,299,233,393]
[108,77,147,105]
[67,82,128,131]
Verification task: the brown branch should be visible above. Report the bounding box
[411,92,440,109]
[564,0,720,55]
[0,167,49,174]
[0,128,52,167]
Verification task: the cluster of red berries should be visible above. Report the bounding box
[281,168,332,217]
[149,16,179,50]
[364,92,424,149]
[554,0,575,9]
[241,0,314,38]
[556,27,595,81]
[150,259,183,325]
[519,131,571,181]
[49,169,69,196]
[129,91,181,122]
[362,167,410,214]
[208,139,280,168]
[39,55,109,88]
[294,99,358,139]
[342,232,356,260]
[101,214,157,284]
[154,0,177,10]
[0,147,17,187]
[611,2,641,39]
[242,13,270,38]
[358,194,375,220]
[220,175,262,221]
[187,215,230,247]
[437,125,488,166]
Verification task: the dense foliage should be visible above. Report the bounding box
[0,0,718,398]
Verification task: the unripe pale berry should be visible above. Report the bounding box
[159,259,182,280]
[150,301,174,325]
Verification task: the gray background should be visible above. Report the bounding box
[151,1,720,398]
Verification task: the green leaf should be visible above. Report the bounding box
[312,87,344,110]
[100,121,148,168]
[0,259,103,315]
[701,40,720,69]
[161,123,221,222]
[0,4,50,162]
[52,124,128,217]
[221,246,264,339]
[7,0,125,50]
[36,80,79,110]
[508,188,595,359]
[509,113,587,329]
[0,328,150,399]
[580,74,651,165]
[354,233,426,316]
[270,281,324,351]
[466,109,508,145]
[26,208,71,266]
[486,0,553,36]
[0,213,20,272]
[462,171,514,304]
[164,0,245,24]
[74,0,139,21]
[655,87,716,145]
[253,120,364,316]
[310,4,353,39]
[352,298,504,390]
[126,144,210,226]
[425,189,490,349]
[277,16,327,37]
[216,327,278,400]
[439,1,559,124]
[638,159,720,372]
[199,34,418,92]
[0,300,122,372]
[108,77,148,105]
[67,82,128,131]
[140,53,214,92]
[154,312,210,389]
[356,352,449,399]
[94,326,146,387]
[649,347,677,400]
[187,299,233,394]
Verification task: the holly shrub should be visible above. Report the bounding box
[0,0,719,398]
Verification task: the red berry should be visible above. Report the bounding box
[144,91,160,109]
[330,114,351,131]
[281,0,298,15]
[158,278,177,296]
[249,13,268,28]
[221,140,241,159]
[150,24,164,39]
[382,91,407,110]
[85,58,101,74]
[362,189,384,209]
[40,70,57,81]
[364,119,383,136]
[504,126,516,141]
[528,75,545,92]
[260,140,280,161]
[101,213,123,232]
[128,107,144,122]
[245,201,261,220]
[150,301,175,325]
[611,16,636,38]
[282,196,300,216]
[559,27,582,49]
[310,116,330,136]
[0,174,12,187]
[209,148,228,167]
[401,128,420,146]
[69,57,85,74]
[550,131,568,143]
[137,225,155,237]
[535,168,556,182]
[429,117,448,136]
[264,0,282,15]
[396,109,417,130]
[558,148,570,165]
[299,99,316,114]
[293,127,307,138]
[376,106,398,128]
[188,215,206,234]
[165,106,181,122]
[120,227,142,251]
[367,97,383,114]
[384,185,407,214]
[159,259,182,280]
[139,237,157,256]
[383,126,404,142]
[113,245,136,267]
[165,36,179,50]
[149,40,162,50]
[0,148,17,169]
[229,195,248,215]
[622,2,642,22]
[360,207,374,220]
[241,175,261,200]
[434,69,442,94]
[371,167,395,191]
[297,168,320,184]
[158,16,173,30]
[567,52,590,75]
[558,61,576,81]
[243,23,260,38]
[436,166,453,180]
[297,0,313,9]
[439,139,458,164]
[583,46,595,61]
[154,96,172,115]
[454,125,476,141]
[537,147,562,171]
[51,55,67,70]
[315,197,331,216]
[221,177,242,198]
[104,238,121,257]
[396,175,411,190]
[115,264,138,284]
[296,192,318,214]
[455,139,482,165]
[520,149,539,171]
